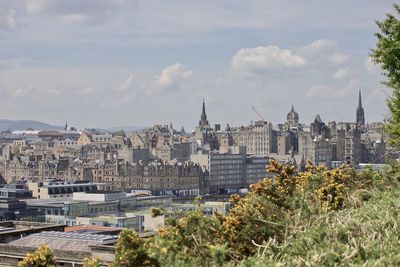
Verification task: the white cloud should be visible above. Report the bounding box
[155,63,193,88]
[231,40,350,75]
[327,53,349,65]
[298,39,349,65]
[306,79,360,99]
[231,46,306,73]
[0,8,17,29]
[333,67,353,79]
[117,74,135,92]
[135,63,194,96]
[13,87,33,97]
[26,0,48,14]
[79,87,96,95]
[25,0,134,24]
[365,56,381,75]
[299,39,336,57]
[58,13,90,24]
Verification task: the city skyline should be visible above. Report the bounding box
[0,0,395,129]
[0,90,373,132]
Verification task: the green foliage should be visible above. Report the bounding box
[112,229,156,267]
[235,188,400,266]
[83,257,102,267]
[371,3,400,148]
[18,244,57,267]
[150,207,167,217]
[147,206,224,266]
[110,160,400,266]
[221,185,285,258]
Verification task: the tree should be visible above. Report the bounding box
[371,4,400,148]
[18,244,57,267]
[112,229,156,267]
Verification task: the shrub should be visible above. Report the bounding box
[147,203,224,266]
[83,257,102,267]
[18,244,57,267]
[112,229,156,267]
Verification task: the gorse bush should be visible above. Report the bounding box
[111,228,156,267]
[234,188,400,267]
[147,204,224,266]
[19,160,400,266]
[83,257,101,267]
[108,160,398,266]
[18,244,56,267]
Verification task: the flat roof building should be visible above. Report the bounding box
[28,180,110,199]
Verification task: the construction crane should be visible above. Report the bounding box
[251,106,265,121]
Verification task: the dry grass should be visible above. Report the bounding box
[235,187,400,266]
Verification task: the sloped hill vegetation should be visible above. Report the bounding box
[103,161,400,267]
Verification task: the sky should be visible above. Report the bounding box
[0,0,396,130]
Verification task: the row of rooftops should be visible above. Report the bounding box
[9,231,118,253]
[24,193,170,204]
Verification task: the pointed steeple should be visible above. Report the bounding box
[314,114,322,123]
[201,99,206,118]
[199,99,209,127]
[356,90,365,126]
[64,121,68,131]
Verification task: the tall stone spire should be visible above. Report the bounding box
[199,99,209,127]
[356,90,365,126]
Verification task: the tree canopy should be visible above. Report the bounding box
[371,4,400,148]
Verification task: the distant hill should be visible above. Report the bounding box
[0,119,146,133]
[0,119,63,131]
[104,125,146,132]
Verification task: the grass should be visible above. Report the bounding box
[234,187,400,266]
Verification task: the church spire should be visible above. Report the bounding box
[356,90,365,126]
[199,99,209,128]
[201,99,206,118]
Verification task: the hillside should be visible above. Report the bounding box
[0,119,63,131]
[0,119,146,133]
[237,187,400,266]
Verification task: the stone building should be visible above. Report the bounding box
[1,154,91,183]
[91,160,206,196]
[225,120,274,157]
[329,122,362,165]
[298,131,332,166]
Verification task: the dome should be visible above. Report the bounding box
[287,105,299,121]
